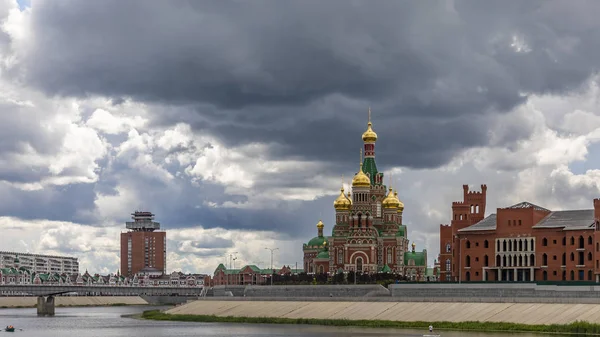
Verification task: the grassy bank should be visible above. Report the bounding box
[141,309,600,335]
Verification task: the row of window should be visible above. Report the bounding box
[453,235,597,252]
[458,252,594,268]
[541,236,592,248]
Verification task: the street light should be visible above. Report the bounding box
[228,252,239,269]
[265,247,279,286]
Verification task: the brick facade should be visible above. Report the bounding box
[440,185,600,283]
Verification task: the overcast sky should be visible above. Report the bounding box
[2,0,600,274]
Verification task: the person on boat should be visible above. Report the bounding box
[429,325,433,332]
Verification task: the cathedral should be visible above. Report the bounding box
[302,110,427,280]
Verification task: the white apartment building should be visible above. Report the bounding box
[0,251,79,274]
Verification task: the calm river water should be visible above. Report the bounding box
[0,305,559,337]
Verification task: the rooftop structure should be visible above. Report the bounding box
[125,211,161,232]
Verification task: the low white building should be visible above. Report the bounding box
[0,251,79,274]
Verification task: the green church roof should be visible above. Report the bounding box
[306,236,329,247]
[404,250,427,266]
[316,250,330,259]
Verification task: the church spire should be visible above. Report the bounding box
[361,107,379,184]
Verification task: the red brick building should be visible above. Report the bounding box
[204,264,302,286]
[120,211,166,277]
[303,110,427,280]
[439,185,600,283]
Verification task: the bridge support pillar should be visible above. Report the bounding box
[37,296,55,316]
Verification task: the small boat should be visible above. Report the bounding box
[5,325,15,332]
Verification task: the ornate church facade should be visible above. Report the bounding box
[302,111,427,279]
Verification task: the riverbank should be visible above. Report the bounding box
[0,296,148,308]
[167,299,600,325]
[141,309,600,335]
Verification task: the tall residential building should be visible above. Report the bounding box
[0,251,79,274]
[120,211,166,277]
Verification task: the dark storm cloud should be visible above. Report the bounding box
[0,183,97,224]
[19,0,600,170]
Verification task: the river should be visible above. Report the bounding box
[0,305,556,336]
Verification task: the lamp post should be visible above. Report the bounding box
[228,252,238,269]
[265,247,279,286]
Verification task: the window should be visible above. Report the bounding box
[466,255,471,267]
[562,237,566,246]
[387,249,392,265]
[484,240,489,248]
[579,252,584,265]
[571,236,575,245]
[579,236,585,249]
[338,250,343,264]
[589,236,593,245]
[518,220,522,226]
[542,238,548,246]
[446,244,451,253]
[484,255,489,267]
[356,257,363,272]
[571,253,575,261]
[376,202,382,218]
[562,253,566,265]
[445,259,451,272]
[543,271,547,281]
[466,241,471,249]
[588,252,593,262]
[542,254,548,266]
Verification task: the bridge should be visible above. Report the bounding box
[0,285,203,316]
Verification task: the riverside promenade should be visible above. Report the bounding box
[166,283,600,325]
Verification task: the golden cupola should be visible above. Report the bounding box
[333,187,352,211]
[362,108,378,142]
[316,220,324,229]
[395,190,405,213]
[352,163,371,188]
[382,188,400,209]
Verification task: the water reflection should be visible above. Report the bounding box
[0,305,557,337]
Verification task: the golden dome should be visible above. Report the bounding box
[352,163,371,188]
[333,187,352,211]
[382,188,400,209]
[316,220,324,229]
[395,190,405,213]
[362,107,378,142]
[362,121,378,143]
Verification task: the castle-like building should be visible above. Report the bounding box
[439,184,600,283]
[302,110,427,280]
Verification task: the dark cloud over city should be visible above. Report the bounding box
[1,0,600,272]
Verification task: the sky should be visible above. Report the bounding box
[2,0,600,275]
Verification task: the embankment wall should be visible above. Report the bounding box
[389,283,600,303]
[166,299,600,325]
[243,285,389,297]
[0,296,148,308]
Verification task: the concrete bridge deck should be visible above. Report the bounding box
[0,284,203,296]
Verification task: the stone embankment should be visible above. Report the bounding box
[0,296,148,308]
[167,299,600,325]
